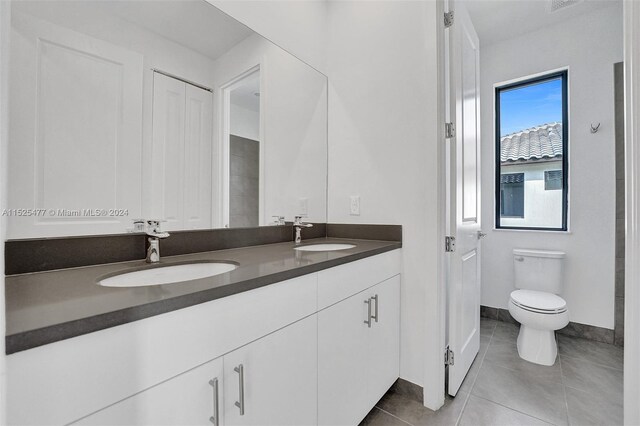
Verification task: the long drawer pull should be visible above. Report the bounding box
[364,298,372,328]
[208,378,219,425]
[234,364,245,415]
[371,294,379,323]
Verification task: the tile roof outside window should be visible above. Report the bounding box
[500,122,563,164]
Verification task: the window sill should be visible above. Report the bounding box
[492,228,572,235]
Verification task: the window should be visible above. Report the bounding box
[500,173,524,218]
[544,170,563,191]
[495,71,568,231]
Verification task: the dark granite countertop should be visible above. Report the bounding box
[5,237,401,354]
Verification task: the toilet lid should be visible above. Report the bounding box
[510,290,567,314]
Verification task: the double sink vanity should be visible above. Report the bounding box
[5,230,402,425]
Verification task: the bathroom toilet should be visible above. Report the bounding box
[508,249,569,366]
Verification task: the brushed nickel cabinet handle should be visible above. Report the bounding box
[208,378,219,425]
[364,298,372,328]
[371,294,379,323]
[234,364,245,415]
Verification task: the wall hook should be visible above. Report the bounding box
[590,123,601,134]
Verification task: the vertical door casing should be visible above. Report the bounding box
[223,315,318,426]
[151,73,213,230]
[446,0,482,397]
[75,357,224,425]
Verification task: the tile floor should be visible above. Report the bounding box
[361,318,623,426]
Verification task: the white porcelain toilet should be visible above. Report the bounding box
[508,249,569,366]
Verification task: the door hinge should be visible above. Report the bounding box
[444,11,454,28]
[445,346,455,366]
[445,122,455,139]
[445,236,456,252]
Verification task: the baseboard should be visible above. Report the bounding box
[480,305,618,346]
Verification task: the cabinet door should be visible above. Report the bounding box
[318,291,371,426]
[75,357,223,425]
[223,315,317,426]
[367,275,401,404]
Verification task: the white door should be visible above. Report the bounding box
[184,84,214,230]
[223,315,317,426]
[446,1,482,397]
[151,73,213,230]
[75,357,224,425]
[151,73,186,230]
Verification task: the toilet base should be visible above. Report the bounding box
[516,325,558,366]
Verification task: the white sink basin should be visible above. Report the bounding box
[294,243,356,252]
[99,262,237,287]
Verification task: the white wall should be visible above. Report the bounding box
[0,1,9,421]
[480,4,623,328]
[326,1,441,392]
[208,0,327,74]
[230,103,260,141]
[212,34,328,225]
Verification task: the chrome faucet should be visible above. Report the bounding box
[293,215,313,244]
[132,219,170,263]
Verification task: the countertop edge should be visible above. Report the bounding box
[6,242,401,355]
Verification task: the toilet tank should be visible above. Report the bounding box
[513,249,565,294]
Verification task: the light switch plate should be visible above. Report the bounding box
[350,195,360,216]
[299,198,308,215]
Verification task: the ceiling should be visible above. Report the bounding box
[463,0,621,46]
[12,0,254,61]
[231,72,261,112]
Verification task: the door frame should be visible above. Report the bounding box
[624,1,640,424]
[219,63,265,228]
[431,0,640,420]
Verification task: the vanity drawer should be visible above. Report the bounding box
[317,250,401,309]
[7,273,317,426]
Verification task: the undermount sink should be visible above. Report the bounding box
[294,243,356,252]
[99,262,237,287]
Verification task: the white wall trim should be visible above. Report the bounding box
[624,0,640,423]
[427,0,447,412]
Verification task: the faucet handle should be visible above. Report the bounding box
[128,218,146,233]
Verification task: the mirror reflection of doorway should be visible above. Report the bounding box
[225,69,261,228]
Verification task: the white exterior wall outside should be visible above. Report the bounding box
[501,160,563,229]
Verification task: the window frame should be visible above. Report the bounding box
[494,70,569,231]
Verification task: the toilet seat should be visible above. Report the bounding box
[510,289,567,314]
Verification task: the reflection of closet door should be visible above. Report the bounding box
[151,73,212,231]
[184,85,213,230]
[8,12,144,238]
[151,74,186,230]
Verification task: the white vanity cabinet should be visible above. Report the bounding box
[223,315,317,426]
[76,357,224,426]
[318,275,400,426]
[77,315,317,426]
[7,250,401,426]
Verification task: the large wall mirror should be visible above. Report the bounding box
[6,0,328,238]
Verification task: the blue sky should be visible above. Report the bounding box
[499,78,563,136]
